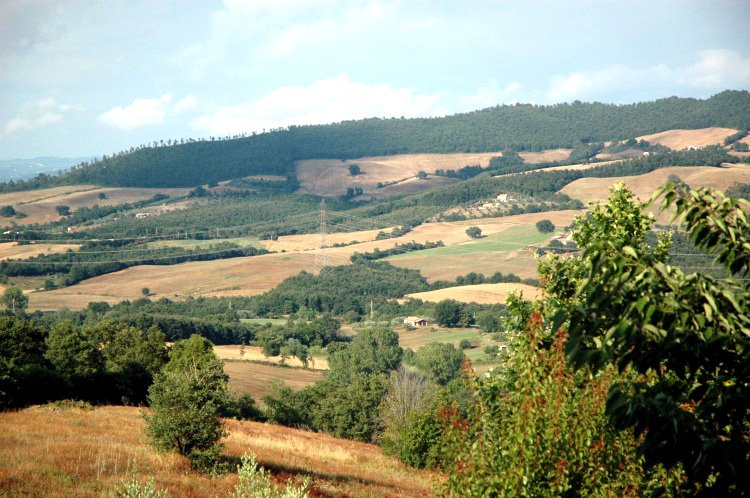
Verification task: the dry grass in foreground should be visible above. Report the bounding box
[0,404,438,497]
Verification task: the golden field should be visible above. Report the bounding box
[0,404,437,497]
[636,127,738,150]
[28,210,580,310]
[0,185,191,227]
[403,282,543,304]
[559,163,750,203]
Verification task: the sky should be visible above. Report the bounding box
[1,0,749,160]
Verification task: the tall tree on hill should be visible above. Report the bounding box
[145,335,229,470]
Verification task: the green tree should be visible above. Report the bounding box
[309,373,388,442]
[141,287,151,297]
[413,342,464,386]
[0,205,16,217]
[0,316,57,408]
[45,320,106,398]
[55,205,71,216]
[541,183,748,495]
[444,305,664,496]
[348,164,361,176]
[97,192,107,200]
[535,219,555,233]
[416,170,427,179]
[90,321,167,404]
[1,286,28,314]
[433,300,462,327]
[465,226,482,238]
[327,327,402,382]
[144,335,229,469]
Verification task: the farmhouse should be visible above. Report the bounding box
[403,316,427,327]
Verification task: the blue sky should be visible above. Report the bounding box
[1,0,749,159]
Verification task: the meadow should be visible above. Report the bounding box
[0,404,437,497]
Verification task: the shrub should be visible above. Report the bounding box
[535,219,555,233]
[458,339,472,349]
[55,205,71,216]
[465,226,482,238]
[231,455,310,498]
[0,205,16,217]
[393,409,444,468]
[348,164,361,176]
[112,469,166,498]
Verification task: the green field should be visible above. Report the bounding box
[390,225,558,259]
[240,317,288,326]
[146,236,263,250]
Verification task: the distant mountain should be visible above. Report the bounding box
[6,90,750,190]
[0,156,93,182]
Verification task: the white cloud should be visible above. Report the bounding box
[458,81,522,109]
[194,75,444,135]
[679,49,750,88]
[547,49,750,103]
[174,95,198,114]
[98,93,173,130]
[2,98,75,137]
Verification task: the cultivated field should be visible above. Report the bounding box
[637,127,738,150]
[0,404,437,497]
[147,236,263,250]
[264,227,386,252]
[559,164,750,203]
[28,210,581,310]
[491,159,623,179]
[0,241,80,260]
[404,282,542,304]
[0,185,191,226]
[518,148,572,164]
[296,152,503,197]
[215,344,329,370]
[386,213,579,281]
[224,361,324,400]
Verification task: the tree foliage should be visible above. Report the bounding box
[145,335,229,468]
[541,184,750,495]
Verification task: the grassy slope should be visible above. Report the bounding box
[0,404,438,497]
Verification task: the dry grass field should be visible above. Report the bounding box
[224,361,324,400]
[491,159,623,179]
[28,210,580,310]
[297,149,575,198]
[559,164,750,203]
[518,148,572,164]
[296,152,503,197]
[0,185,191,227]
[0,404,437,497]
[264,227,386,252]
[0,241,80,260]
[215,345,329,370]
[404,282,542,304]
[637,127,738,150]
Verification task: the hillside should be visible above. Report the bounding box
[0,404,437,497]
[13,90,749,189]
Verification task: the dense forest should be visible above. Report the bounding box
[2,91,748,190]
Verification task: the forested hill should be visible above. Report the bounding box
[51,90,750,188]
